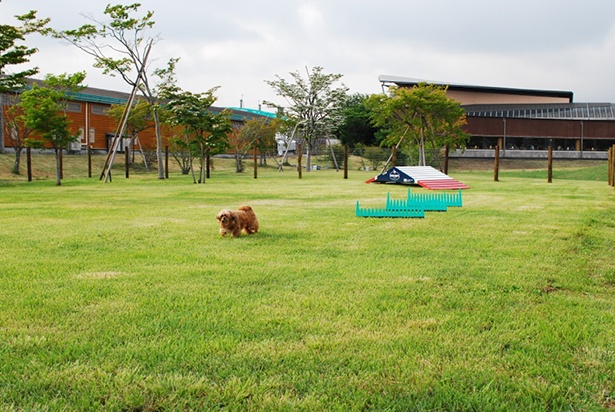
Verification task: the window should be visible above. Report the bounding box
[66,102,81,113]
[91,104,107,115]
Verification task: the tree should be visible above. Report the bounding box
[162,87,231,183]
[1,10,50,154]
[335,93,378,148]
[265,66,348,171]
[19,72,86,185]
[233,117,282,172]
[54,3,171,179]
[365,84,469,167]
[0,11,50,92]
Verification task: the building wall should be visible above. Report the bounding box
[448,90,571,105]
[466,117,615,139]
[1,96,159,152]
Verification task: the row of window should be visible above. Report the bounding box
[66,102,108,115]
[467,136,614,151]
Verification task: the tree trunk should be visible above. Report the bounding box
[305,143,312,172]
[199,146,206,183]
[235,152,243,173]
[153,108,165,179]
[55,148,62,186]
[12,148,22,175]
[190,155,196,184]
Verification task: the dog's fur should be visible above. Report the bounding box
[216,205,259,237]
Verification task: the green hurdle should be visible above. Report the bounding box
[406,188,463,207]
[356,188,462,218]
[386,192,447,211]
[356,201,425,218]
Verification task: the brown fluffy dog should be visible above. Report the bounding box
[216,205,259,237]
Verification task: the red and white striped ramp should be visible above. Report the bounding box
[366,166,470,190]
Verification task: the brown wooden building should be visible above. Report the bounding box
[378,75,615,159]
[0,80,276,153]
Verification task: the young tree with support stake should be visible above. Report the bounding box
[366,84,469,168]
[265,66,348,172]
[54,3,172,179]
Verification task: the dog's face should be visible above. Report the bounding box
[216,209,235,227]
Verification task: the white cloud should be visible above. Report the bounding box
[3,0,615,108]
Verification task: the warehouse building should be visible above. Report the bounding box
[378,75,614,159]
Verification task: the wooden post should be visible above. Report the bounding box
[60,149,64,180]
[125,147,130,178]
[547,141,553,183]
[343,144,348,180]
[297,143,302,179]
[443,145,449,175]
[608,146,612,186]
[253,146,258,179]
[494,145,500,182]
[165,145,169,179]
[88,145,92,178]
[206,154,211,179]
[609,144,615,187]
[27,147,32,182]
[392,146,397,168]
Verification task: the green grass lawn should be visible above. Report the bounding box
[1,154,614,411]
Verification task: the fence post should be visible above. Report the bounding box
[253,146,258,179]
[494,145,500,182]
[125,147,130,178]
[297,143,302,179]
[343,144,348,179]
[165,145,169,179]
[547,141,553,183]
[608,146,612,186]
[88,145,92,178]
[27,146,32,182]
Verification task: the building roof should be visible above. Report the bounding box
[378,75,574,102]
[463,102,615,120]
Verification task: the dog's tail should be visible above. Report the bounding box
[238,205,253,212]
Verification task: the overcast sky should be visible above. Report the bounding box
[3,0,615,109]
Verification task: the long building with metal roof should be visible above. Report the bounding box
[379,75,614,159]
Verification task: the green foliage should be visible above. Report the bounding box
[366,84,470,167]
[162,85,231,182]
[235,117,283,171]
[107,100,154,138]
[335,93,378,147]
[17,72,86,185]
[0,11,50,91]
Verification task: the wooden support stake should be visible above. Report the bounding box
[297,143,302,179]
[608,147,612,186]
[88,146,92,178]
[547,143,553,183]
[165,145,169,179]
[125,146,130,178]
[443,145,449,175]
[343,144,348,180]
[253,146,258,179]
[494,145,500,182]
[392,145,397,168]
[27,147,32,182]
